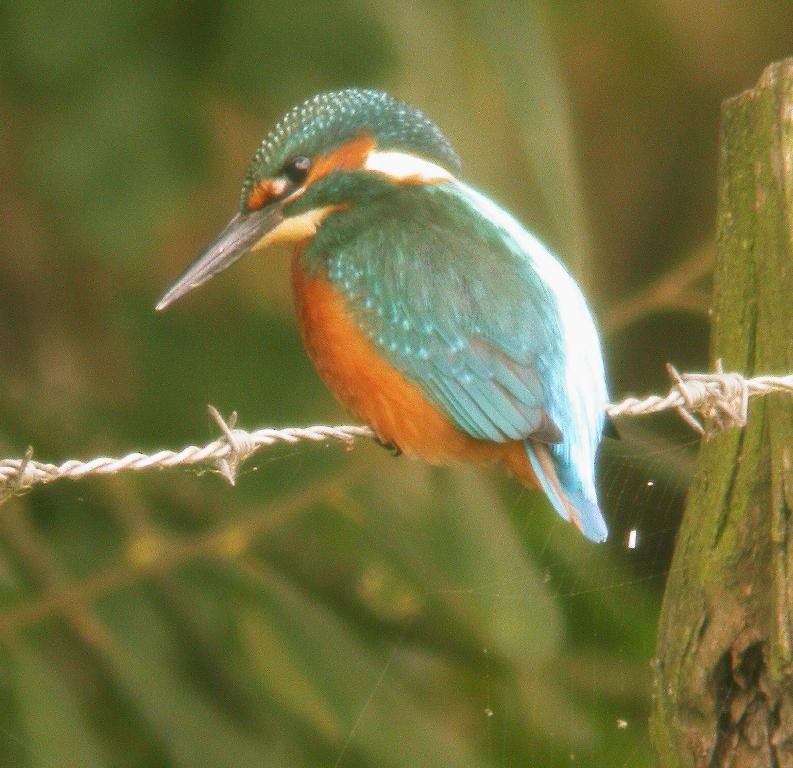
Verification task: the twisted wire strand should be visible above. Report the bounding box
[1,366,792,501]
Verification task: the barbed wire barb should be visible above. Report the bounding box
[2,365,793,504]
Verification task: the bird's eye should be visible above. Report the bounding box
[283,156,311,184]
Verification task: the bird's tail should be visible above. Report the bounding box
[505,440,608,543]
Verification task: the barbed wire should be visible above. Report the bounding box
[2,364,792,503]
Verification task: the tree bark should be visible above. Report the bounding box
[651,59,793,767]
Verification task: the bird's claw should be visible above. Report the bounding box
[374,436,402,457]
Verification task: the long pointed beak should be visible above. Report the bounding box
[156,203,284,311]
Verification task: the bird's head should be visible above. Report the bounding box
[157,88,461,310]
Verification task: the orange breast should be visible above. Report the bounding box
[291,248,537,487]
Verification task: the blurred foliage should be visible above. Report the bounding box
[0,1,791,766]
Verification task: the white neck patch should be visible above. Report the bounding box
[364,150,455,184]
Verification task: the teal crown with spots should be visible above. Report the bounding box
[240,88,462,210]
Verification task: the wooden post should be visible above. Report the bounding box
[651,59,793,767]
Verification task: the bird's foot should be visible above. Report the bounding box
[373,435,402,457]
[603,415,621,440]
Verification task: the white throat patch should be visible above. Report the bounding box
[251,205,341,251]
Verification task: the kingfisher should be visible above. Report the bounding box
[157,88,609,542]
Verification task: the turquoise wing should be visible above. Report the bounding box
[307,179,608,540]
[318,183,565,442]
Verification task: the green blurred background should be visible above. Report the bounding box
[1,2,792,766]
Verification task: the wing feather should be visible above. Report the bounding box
[306,177,609,540]
[312,181,567,444]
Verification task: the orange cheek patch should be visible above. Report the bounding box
[305,132,376,186]
[246,178,287,211]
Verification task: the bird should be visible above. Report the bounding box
[157,88,609,542]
